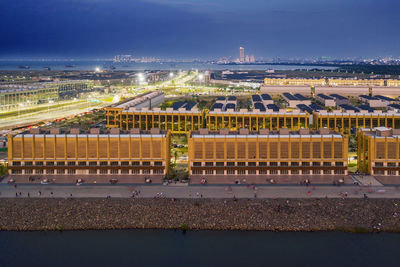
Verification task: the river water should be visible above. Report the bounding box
[0,230,398,267]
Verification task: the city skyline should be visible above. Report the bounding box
[1,0,399,59]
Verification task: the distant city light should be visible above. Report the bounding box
[138,73,145,82]
[198,74,204,81]
[169,72,174,78]
[95,67,101,72]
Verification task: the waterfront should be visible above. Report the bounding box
[0,230,399,267]
[0,60,338,71]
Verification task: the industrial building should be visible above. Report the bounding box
[206,109,310,131]
[188,128,348,184]
[282,93,311,108]
[358,127,400,176]
[263,78,326,86]
[316,94,336,107]
[0,80,94,111]
[313,111,400,134]
[358,95,388,108]
[8,128,171,183]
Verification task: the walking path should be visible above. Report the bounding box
[0,184,398,199]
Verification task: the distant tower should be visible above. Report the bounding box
[250,55,255,63]
[239,47,245,63]
[245,55,250,63]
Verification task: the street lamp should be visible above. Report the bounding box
[169,72,174,78]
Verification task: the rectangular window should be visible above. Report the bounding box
[46,169,54,174]
[89,169,97,174]
[237,162,246,166]
[193,162,202,167]
[259,162,267,166]
[291,170,299,175]
[12,170,22,174]
[302,170,310,175]
[388,170,397,175]
[142,162,151,166]
[142,169,151,174]
[323,170,331,174]
[35,169,44,174]
[323,162,331,167]
[46,162,54,166]
[312,170,321,175]
[78,161,87,166]
[270,170,278,174]
[237,170,246,175]
[193,170,203,175]
[132,161,140,166]
[67,169,76,174]
[312,162,320,167]
[227,162,235,166]
[270,162,278,167]
[12,161,21,166]
[25,169,33,174]
[205,162,214,166]
[153,169,164,174]
[216,162,224,167]
[302,162,310,166]
[154,161,163,166]
[100,161,108,166]
[216,170,224,174]
[280,162,289,167]
[280,170,289,175]
[132,169,140,174]
[67,162,76,166]
[227,170,235,174]
[248,162,256,167]
[374,170,385,175]
[121,161,130,166]
[375,162,384,167]
[56,169,65,174]
[335,162,344,166]
[110,161,119,166]
[35,161,44,166]
[291,162,299,167]
[100,169,108,174]
[57,162,65,166]
[89,162,97,166]
[334,170,345,174]
[248,170,256,174]
[259,170,267,174]
[388,162,397,167]
[110,169,118,174]
[25,161,33,166]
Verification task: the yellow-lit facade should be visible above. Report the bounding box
[188,129,348,179]
[206,112,310,131]
[387,79,400,87]
[313,112,400,134]
[358,128,400,176]
[264,78,326,86]
[328,79,385,86]
[107,109,205,134]
[8,129,171,179]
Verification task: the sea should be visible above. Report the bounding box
[0,60,338,71]
[0,230,399,267]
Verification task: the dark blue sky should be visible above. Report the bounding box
[0,0,399,59]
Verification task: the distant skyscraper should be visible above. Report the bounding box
[245,55,250,63]
[250,55,255,63]
[239,47,245,63]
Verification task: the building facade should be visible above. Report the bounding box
[8,128,170,182]
[188,128,348,183]
[358,127,400,176]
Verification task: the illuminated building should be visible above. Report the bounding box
[8,128,171,182]
[188,128,348,184]
[358,127,400,176]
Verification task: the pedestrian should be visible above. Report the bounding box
[19,192,21,196]
[14,183,17,188]
[15,192,18,197]
[51,192,53,197]
[27,192,30,198]
[39,191,41,196]
[70,193,73,198]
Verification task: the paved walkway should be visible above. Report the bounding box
[0,184,398,199]
[351,175,383,186]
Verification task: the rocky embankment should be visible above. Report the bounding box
[1,198,400,232]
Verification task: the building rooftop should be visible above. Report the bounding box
[317,93,333,100]
[15,128,168,137]
[330,94,348,100]
[190,128,342,138]
[261,94,272,100]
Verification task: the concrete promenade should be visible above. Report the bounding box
[1,184,399,199]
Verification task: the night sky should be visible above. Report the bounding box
[0,0,399,59]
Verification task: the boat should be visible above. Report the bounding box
[18,66,30,69]
[44,67,51,71]
[65,64,75,68]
